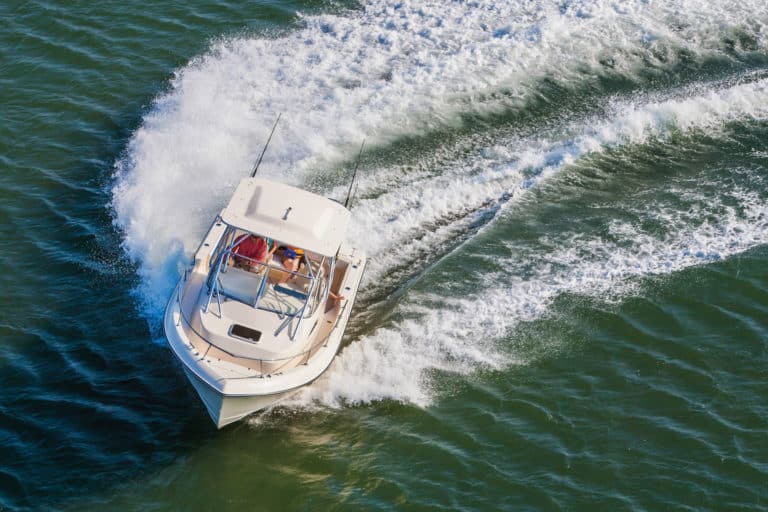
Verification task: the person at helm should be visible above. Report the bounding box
[231,233,276,271]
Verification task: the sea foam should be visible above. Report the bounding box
[289,79,768,409]
[113,0,767,320]
[351,77,768,284]
[289,178,768,410]
[111,1,768,410]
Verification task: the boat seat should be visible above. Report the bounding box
[217,261,323,316]
[217,266,264,305]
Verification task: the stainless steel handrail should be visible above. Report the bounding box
[206,248,317,314]
[222,249,315,281]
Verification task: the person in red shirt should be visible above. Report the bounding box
[231,234,276,271]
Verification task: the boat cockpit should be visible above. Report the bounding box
[203,224,334,334]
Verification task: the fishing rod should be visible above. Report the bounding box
[344,139,366,209]
[250,113,282,177]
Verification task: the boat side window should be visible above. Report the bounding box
[209,227,236,273]
[301,254,328,317]
[308,273,327,316]
[206,227,238,292]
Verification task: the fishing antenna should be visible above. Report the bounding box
[344,139,366,209]
[250,113,282,177]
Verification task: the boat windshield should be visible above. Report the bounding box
[205,226,328,319]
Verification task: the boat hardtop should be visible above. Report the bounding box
[221,178,350,257]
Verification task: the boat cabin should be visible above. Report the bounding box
[183,178,353,366]
[205,229,329,324]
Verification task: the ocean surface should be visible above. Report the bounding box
[2,0,768,510]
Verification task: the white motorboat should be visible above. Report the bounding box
[163,176,366,428]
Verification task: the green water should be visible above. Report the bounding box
[2,1,768,510]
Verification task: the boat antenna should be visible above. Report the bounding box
[344,139,366,209]
[250,113,282,177]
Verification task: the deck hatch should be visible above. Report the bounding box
[229,324,262,343]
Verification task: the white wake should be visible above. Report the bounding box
[110,0,768,410]
[112,0,767,318]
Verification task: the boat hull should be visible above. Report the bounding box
[182,366,298,428]
[164,291,334,428]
